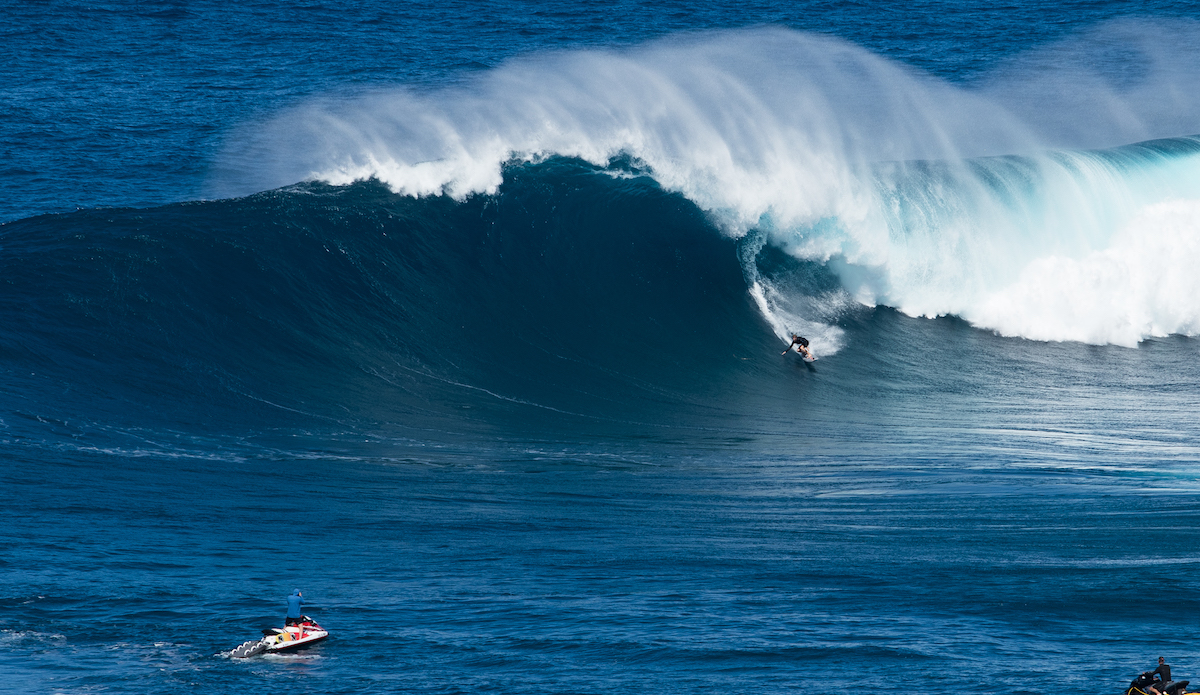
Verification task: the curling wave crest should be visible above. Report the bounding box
[213,23,1200,347]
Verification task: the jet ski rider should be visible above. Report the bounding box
[285,588,306,626]
[1149,657,1173,695]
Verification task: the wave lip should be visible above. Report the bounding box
[209,27,1034,218]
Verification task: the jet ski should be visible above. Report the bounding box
[230,615,328,658]
[1127,672,1191,695]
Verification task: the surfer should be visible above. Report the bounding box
[285,588,306,626]
[782,333,814,360]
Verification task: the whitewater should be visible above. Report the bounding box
[213,23,1200,349]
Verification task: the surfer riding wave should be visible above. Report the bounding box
[782,334,814,360]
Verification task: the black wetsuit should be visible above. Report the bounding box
[1153,664,1172,687]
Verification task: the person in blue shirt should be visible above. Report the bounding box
[285,589,306,626]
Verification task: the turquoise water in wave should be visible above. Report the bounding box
[4,2,1200,694]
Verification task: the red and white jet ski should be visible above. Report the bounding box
[230,616,328,658]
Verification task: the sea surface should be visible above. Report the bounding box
[4,2,1200,693]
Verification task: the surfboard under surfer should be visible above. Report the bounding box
[782,333,814,360]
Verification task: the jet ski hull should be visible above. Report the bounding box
[229,616,328,658]
[264,629,329,652]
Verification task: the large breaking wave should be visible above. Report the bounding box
[212,22,1200,348]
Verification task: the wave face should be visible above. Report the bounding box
[212,23,1200,347]
[0,163,775,430]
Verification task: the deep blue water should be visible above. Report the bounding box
[4,2,1200,694]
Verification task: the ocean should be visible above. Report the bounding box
[4,2,1200,693]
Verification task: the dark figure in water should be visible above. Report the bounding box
[285,588,306,626]
[782,333,814,360]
